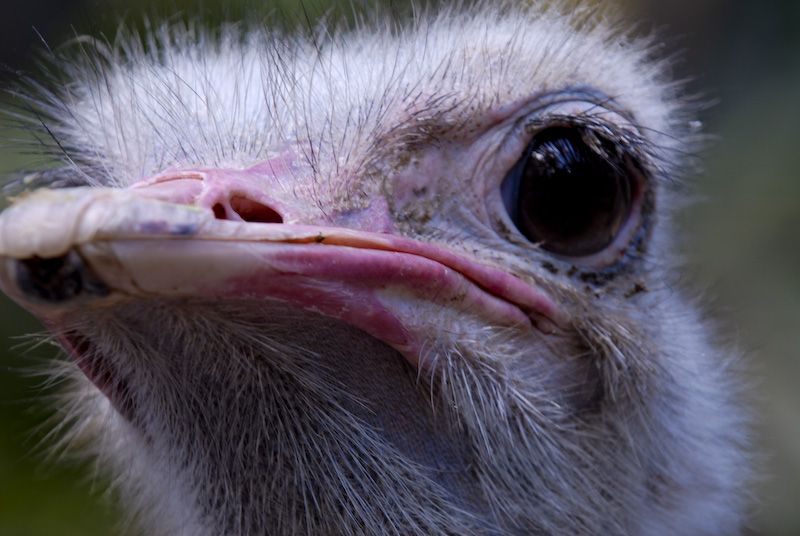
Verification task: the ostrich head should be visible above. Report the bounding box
[0,3,752,535]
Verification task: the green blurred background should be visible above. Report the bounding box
[0,0,798,534]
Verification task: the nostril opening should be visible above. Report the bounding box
[229,196,284,223]
[212,203,227,220]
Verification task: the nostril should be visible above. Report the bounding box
[229,196,284,223]
[212,203,227,220]
[210,197,284,223]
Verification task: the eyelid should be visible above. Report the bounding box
[522,105,640,146]
[493,99,644,191]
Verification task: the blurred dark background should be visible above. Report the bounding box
[0,0,797,534]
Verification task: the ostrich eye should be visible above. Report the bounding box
[502,126,636,258]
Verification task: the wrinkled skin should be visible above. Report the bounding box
[0,4,752,535]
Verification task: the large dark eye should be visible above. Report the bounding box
[502,126,635,257]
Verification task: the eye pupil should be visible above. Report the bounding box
[509,127,633,257]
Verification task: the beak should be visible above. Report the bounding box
[0,166,563,374]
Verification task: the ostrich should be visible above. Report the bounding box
[0,2,753,535]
